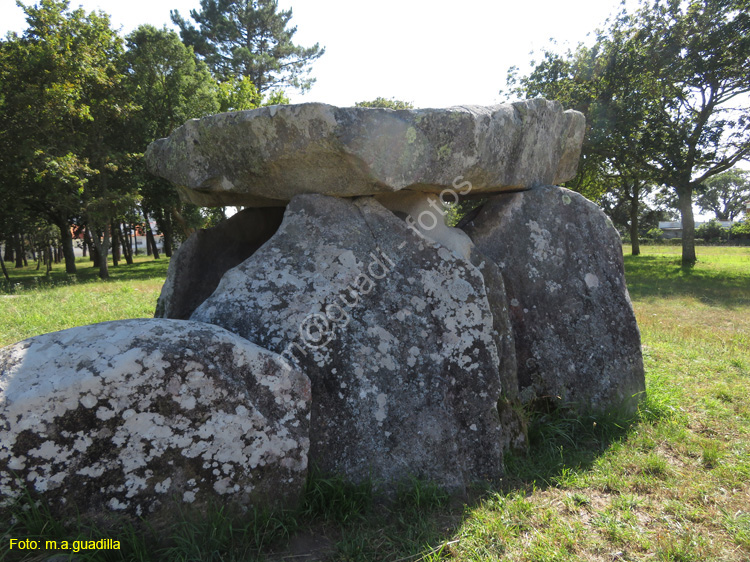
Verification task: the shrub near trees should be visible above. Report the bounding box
[0,0,321,279]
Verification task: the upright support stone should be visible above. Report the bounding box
[191,194,515,491]
[461,186,646,413]
[156,206,285,319]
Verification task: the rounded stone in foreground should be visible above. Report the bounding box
[0,319,310,528]
[145,99,585,207]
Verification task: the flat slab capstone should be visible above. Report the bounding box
[145,99,585,207]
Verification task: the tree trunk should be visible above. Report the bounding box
[84,227,100,267]
[629,184,641,256]
[14,233,23,268]
[111,222,120,267]
[118,224,134,265]
[20,234,28,266]
[0,250,9,281]
[124,223,134,259]
[155,208,173,257]
[3,242,12,263]
[46,245,53,274]
[146,225,160,259]
[132,222,139,255]
[90,228,110,280]
[677,185,697,265]
[171,206,196,239]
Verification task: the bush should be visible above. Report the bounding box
[645,227,664,241]
[730,220,750,240]
[695,219,728,242]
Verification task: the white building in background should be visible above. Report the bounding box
[658,220,734,239]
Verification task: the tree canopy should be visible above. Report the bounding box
[355,98,415,110]
[506,0,750,263]
[171,0,324,94]
[697,168,750,221]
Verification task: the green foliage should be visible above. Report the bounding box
[122,24,222,247]
[730,220,750,239]
[698,168,750,221]
[0,0,138,276]
[123,25,219,140]
[646,227,665,241]
[507,0,750,265]
[695,219,729,242]
[355,97,414,110]
[171,0,324,94]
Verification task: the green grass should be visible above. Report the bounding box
[0,256,169,348]
[1,244,750,561]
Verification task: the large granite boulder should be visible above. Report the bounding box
[461,186,645,413]
[191,194,519,491]
[145,99,585,207]
[156,206,285,319]
[0,319,310,528]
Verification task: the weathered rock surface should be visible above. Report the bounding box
[156,206,285,319]
[0,319,310,527]
[145,99,585,207]
[466,248,527,452]
[191,194,518,490]
[461,186,645,413]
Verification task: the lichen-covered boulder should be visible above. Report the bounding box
[145,99,585,207]
[191,194,519,491]
[156,206,285,319]
[0,319,310,528]
[461,186,645,413]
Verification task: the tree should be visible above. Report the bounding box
[355,98,414,110]
[697,168,750,220]
[123,25,220,253]
[624,0,750,264]
[0,0,136,278]
[506,0,750,264]
[171,0,324,94]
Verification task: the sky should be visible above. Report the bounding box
[0,0,638,108]
[1,0,745,220]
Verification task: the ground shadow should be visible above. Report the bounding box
[623,254,750,308]
[0,257,169,292]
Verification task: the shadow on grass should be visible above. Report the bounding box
[0,257,169,293]
[500,400,638,492]
[1,400,647,562]
[624,254,750,308]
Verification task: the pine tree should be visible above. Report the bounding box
[171,0,324,94]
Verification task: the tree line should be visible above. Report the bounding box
[0,0,323,279]
[505,0,750,262]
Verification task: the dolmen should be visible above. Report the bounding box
[0,99,645,528]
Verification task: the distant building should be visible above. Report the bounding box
[658,220,734,239]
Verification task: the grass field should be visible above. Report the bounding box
[0,256,169,348]
[1,245,749,561]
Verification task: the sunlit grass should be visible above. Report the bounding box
[0,256,168,347]
[1,245,749,561]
